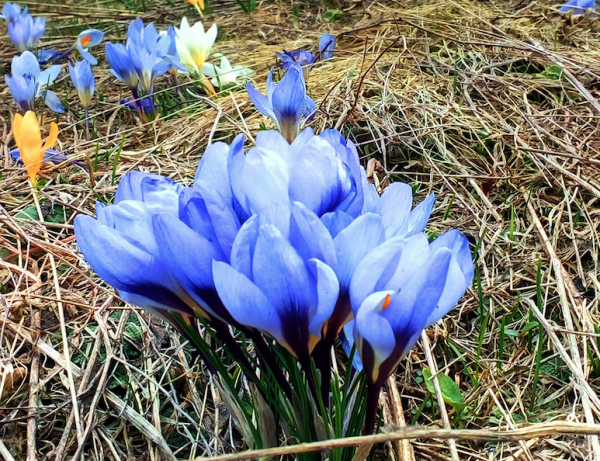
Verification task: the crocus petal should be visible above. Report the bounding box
[246,81,277,122]
[41,90,65,113]
[355,291,397,372]
[333,213,385,289]
[426,229,474,325]
[380,182,414,238]
[213,261,285,344]
[307,258,339,343]
[152,213,227,320]
[406,193,435,236]
[241,146,291,213]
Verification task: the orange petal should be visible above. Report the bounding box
[15,112,43,184]
[198,0,204,8]
[12,113,24,144]
[41,122,59,152]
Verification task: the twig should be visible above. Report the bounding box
[192,422,600,461]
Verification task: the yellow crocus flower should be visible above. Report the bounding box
[13,111,59,186]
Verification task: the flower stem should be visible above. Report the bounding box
[84,108,90,141]
[364,382,382,435]
[250,332,293,400]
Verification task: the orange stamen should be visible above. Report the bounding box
[81,36,91,46]
[382,294,392,311]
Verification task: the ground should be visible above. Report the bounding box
[1,0,600,459]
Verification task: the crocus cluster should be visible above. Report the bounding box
[75,68,473,434]
[106,18,184,115]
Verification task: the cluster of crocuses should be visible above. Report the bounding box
[2,1,101,144]
[74,53,474,434]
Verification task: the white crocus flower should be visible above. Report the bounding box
[202,55,253,87]
[175,17,217,75]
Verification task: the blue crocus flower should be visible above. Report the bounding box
[213,202,339,362]
[319,33,335,61]
[74,172,204,322]
[69,60,95,109]
[126,19,176,88]
[318,182,434,345]
[5,51,64,113]
[1,2,25,22]
[77,29,104,65]
[348,230,473,386]
[228,129,362,221]
[343,229,473,432]
[560,0,596,14]
[7,10,45,52]
[75,141,244,326]
[106,43,139,91]
[277,50,316,80]
[129,40,172,96]
[246,64,316,143]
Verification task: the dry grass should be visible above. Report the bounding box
[1,0,600,459]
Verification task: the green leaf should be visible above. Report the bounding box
[324,9,343,21]
[535,65,563,80]
[423,368,466,413]
[519,321,539,337]
[15,205,39,222]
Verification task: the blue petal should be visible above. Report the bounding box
[75,214,193,316]
[213,261,284,343]
[302,95,316,122]
[246,81,276,122]
[229,215,259,279]
[252,224,312,312]
[271,65,305,139]
[349,236,408,313]
[307,258,339,340]
[426,229,474,325]
[152,213,227,319]
[333,213,385,290]
[340,320,363,371]
[290,202,337,268]
[320,211,354,239]
[254,130,291,157]
[319,33,335,60]
[6,74,35,111]
[241,146,291,213]
[12,50,39,77]
[380,182,413,238]
[80,49,97,65]
[406,193,434,236]
[42,89,65,113]
[355,291,397,369]
[288,136,353,216]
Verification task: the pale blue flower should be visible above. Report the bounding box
[69,60,95,109]
[77,29,104,65]
[246,64,316,142]
[7,10,45,52]
[5,51,63,112]
[213,202,339,361]
[319,33,335,60]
